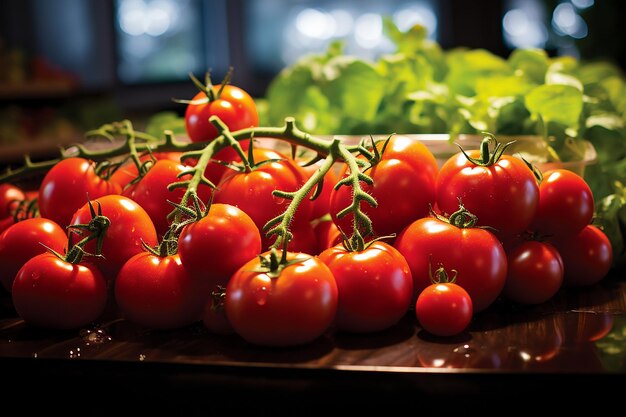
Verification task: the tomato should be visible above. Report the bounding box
[214,149,312,250]
[126,159,212,237]
[394,212,507,312]
[225,250,337,346]
[185,85,258,143]
[503,241,564,304]
[12,253,107,329]
[178,203,261,291]
[436,144,538,239]
[115,252,205,329]
[0,218,67,292]
[551,225,612,287]
[415,281,473,337]
[531,169,594,237]
[265,221,318,254]
[39,158,121,227]
[319,241,412,333]
[330,136,438,236]
[0,183,25,219]
[69,195,158,279]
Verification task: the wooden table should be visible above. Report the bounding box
[2,271,625,412]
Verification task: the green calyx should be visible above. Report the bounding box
[457,132,515,167]
[252,248,307,280]
[45,199,110,265]
[428,258,458,284]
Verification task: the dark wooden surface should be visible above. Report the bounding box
[2,270,625,411]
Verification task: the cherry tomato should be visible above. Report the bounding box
[0,218,67,292]
[503,241,564,304]
[178,203,261,291]
[436,147,538,239]
[12,253,107,329]
[416,281,473,337]
[39,158,121,227]
[110,152,184,190]
[202,287,234,335]
[319,241,413,333]
[552,225,612,286]
[265,221,318,255]
[330,136,438,236]
[0,183,25,219]
[126,159,212,236]
[531,169,594,237]
[185,85,258,143]
[313,218,341,254]
[214,149,312,250]
[394,214,507,312]
[69,195,158,279]
[225,251,337,346]
[115,252,205,329]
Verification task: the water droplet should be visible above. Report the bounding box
[33,353,38,358]
[452,344,475,358]
[79,327,112,345]
[69,348,81,358]
[139,354,146,361]
[255,286,268,306]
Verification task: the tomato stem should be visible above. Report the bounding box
[60,200,111,265]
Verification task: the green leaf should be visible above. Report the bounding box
[445,49,511,96]
[525,84,583,128]
[508,49,548,84]
[145,111,186,138]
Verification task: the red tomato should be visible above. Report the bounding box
[185,85,258,143]
[531,169,594,237]
[265,221,318,254]
[178,203,261,291]
[394,215,507,312]
[214,150,312,250]
[0,183,25,219]
[436,149,538,239]
[202,287,234,335]
[330,136,438,236]
[225,251,338,346]
[69,195,158,278]
[115,252,204,329]
[126,159,212,236]
[39,158,121,227]
[0,218,67,292]
[319,241,413,333]
[552,225,612,287]
[12,253,107,329]
[415,282,473,337]
[503,241,564,304]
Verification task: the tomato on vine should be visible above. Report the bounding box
[0,183,25,220]
[436,134,538,239]
[319,240,413,333]
[38,157,121,227]
[225,249,337,346]
[415,263,473,337]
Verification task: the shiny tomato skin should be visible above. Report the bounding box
[127,159,212,237]
[330,136,438,236]
[115,252,204,329]
[178,203,261,291]
[69,195,158,279]
[319,241,413,333]
[0,218,67,292]
[552,225,612,287]
[12,253,107,329]
[436,151,538,239]
[0,183,25,219]
[39,158,121,227]
[531,169,594,237]
[415,282,473,337]
[214,152,312,250]
[185,86,258,143]
[313,218,342,254]
[110,152,184,190]
[225,251,338,346]
[394,217,507,312]
[503,241,564,304]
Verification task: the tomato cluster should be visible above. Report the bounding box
[0,80,615,345]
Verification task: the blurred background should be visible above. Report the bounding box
[0,0,624,162]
